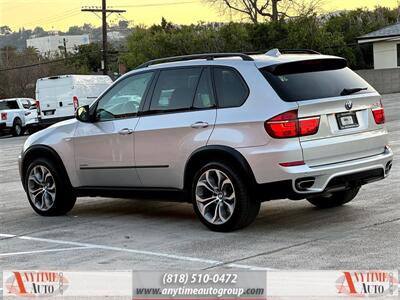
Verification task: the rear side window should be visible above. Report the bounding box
[150,68,201,111]
[213,67,248,108]
[0,100,18,110]
[260,60,374,102]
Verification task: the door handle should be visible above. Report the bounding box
[191,121,209,129]
[118,128,134,135]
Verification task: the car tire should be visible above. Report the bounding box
[11,118,24,136]
[25,157,76,216]
[306,187,360,209]
[192,161,260,232]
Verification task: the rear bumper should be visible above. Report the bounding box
[241,145,393,199]
[286,146,393,194]
[0,122,6,130]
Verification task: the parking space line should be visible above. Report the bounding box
[0,246,92,257]
[0,233,273,270]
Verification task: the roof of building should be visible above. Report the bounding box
[359,23,400,40]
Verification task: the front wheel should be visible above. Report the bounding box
[192,162,260,232]
[307,187,360,209]
[25,158,76,216]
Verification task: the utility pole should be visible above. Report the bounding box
[63,38,68,58]
[81,3,126,75]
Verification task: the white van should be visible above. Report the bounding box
[36,75,113,125]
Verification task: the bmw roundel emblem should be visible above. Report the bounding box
[345,100,353,110]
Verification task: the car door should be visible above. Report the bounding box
[134,67,217,189]
[73,71,154,187]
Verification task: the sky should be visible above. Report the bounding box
[0,0,397,31]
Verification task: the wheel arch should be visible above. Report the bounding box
[21,145,72,190]
[13,116,22,125]
[183,145,257,192]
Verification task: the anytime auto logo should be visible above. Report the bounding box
[4,271,69,297]
[336,271,398,297]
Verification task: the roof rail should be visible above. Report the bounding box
[136,53,254,69]
[278,49,321,55]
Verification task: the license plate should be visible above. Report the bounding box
[43,111,54,116]
[336,111,359,129]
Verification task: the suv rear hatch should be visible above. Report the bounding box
[261,58,387,167]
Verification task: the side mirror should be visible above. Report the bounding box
[75,105,91,123]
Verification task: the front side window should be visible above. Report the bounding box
[20,99,30,109]
[213,67,248,108]
[150,68,202,111]
[95,72,153,121]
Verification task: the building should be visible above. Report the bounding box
[107,31,127,42]
[26,34,90,57]
[358,23,400,70]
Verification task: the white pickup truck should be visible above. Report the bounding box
[0,98,39,136]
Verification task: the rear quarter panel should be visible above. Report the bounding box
[208,62,298,148]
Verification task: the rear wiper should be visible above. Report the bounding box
[340,87,368,96]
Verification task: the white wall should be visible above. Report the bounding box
[26,35,90,57]
[373,41,398,69]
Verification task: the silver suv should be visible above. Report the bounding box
[19,50,393,231]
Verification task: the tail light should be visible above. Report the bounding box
[372,101,385,124]
[36,100,41,114]
[1,112,7,121]
[73,96,79,111]
[264,110,320,138]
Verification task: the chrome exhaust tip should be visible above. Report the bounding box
[295,177,315,191]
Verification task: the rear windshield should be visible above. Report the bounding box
[0,100,18,110]
[260,60,374,102]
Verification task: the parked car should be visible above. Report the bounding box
[19,50,393,231]
[0,98,39,136]
[35,75,113,126]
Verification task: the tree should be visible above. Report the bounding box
[32,26,46,37]
[0,26,12,35]
[118,20,129,30]
[206,0,322,23]
[67,26,84,35]
[69,43,104,73]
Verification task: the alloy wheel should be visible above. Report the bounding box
[195,169,236,225]
[27,165,56,211]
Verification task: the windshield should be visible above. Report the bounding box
[260,62,374,102]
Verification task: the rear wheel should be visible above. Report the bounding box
[11,118,24,136]
[307,187,360,209]
[25,157,76,216]
[192,161,260,232]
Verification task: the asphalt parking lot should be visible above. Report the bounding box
[0,94,399,274]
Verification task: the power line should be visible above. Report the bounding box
[0,48,112,72]
[0,58,71,72]
[19,8,80,28]
[112,1,201,8]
